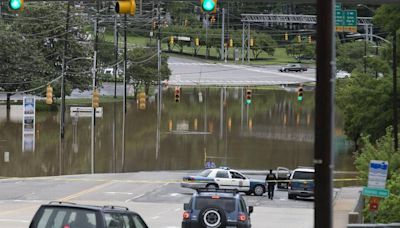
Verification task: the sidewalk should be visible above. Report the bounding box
[334,187,362,228]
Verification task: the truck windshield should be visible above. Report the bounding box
[292,171,314,180]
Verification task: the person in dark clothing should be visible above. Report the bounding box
[265,169,277,200]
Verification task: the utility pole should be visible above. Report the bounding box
[122,14,127,171]
[91,0,99,174]
[61,0,71,139]
[314,0,335,227]
[220,8,224,61]
[205,13,209,59]
[393,31,398,151]
[156,1,162,158]
[364,24,368,74]
[114,15,119,99]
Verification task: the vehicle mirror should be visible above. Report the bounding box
[184,203,189,210]
[248,206,253,214]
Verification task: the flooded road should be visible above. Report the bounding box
[0,87,354,178]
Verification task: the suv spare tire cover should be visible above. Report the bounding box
[199,206,227,228]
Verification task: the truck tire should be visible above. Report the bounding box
[253,185,265,196]
[199,206,227,228]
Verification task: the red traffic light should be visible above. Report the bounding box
[174,87,181,103]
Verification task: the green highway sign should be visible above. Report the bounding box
[336,9,357,32]
[344,10,357,26]
[362,187,390,198]
[335,3,342,11]
[335,10,344,28]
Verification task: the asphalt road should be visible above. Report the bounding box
[0,171,313,228]
[168,57,316,86]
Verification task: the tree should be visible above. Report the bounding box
[126,48,171,95]
[354,129,400,223]
[251,33,277,60]
[336,72,393,149]
[373,4,400,33]
[0,2,92,103]
[285,38,315,62]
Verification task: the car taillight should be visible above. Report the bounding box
[288,182,291,189]
[183,211,190,220]
[63,225,71,228]
[238,213,247,222]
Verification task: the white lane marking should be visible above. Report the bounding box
[124,193,145,203]
[0,219,30,223]
[151,216,160,219]
[170,193,179,197]
[174,208,180,212]
[104,192,134,195]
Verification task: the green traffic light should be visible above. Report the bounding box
[202,0,215,12]
[246,100,251,105]
[298,96,303,102]
[9,0,22,10]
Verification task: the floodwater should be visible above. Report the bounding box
[0,87,354,178]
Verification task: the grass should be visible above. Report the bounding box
[103,33,316,66]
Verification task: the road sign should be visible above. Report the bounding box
[368,160,388,189]
[335,3,342,11]
[70,107,103,118]
[335,10,344,32]
[362,187,389,198]
[344,10,357,32]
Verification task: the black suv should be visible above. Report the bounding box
[29,201,148,228]
[182,189,253,228]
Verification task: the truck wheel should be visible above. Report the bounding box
[253,185,265,196]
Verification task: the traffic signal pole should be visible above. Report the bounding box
[220,8,224,61]
[314,0,335,227]
[91,0,99,174]
[156,1,162,158]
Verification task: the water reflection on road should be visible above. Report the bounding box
[0,87,353,178]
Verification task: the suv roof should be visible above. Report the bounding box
[46,201,132,213]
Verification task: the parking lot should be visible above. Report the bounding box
[0,171,314,228]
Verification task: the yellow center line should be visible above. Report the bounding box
[58,181,114,201]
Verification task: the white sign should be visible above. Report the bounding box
[177,36,191,42]
[70,107,103,118]
[368,160,388,189]
[4,152,10,162]
[22,97,35,152]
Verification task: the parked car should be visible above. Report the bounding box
[336,70,351,79]
[181,167,266,196]
[275,166,292,189]
[279,64,308,72]
[288,167,315,200]
[29,201,148,228]
[182,188,253,228]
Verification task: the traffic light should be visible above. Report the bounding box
[308,35,312,43]
[195,37,199,46]
[9,0,24,11]
[297,86,303,102]
[210,16,216,24]
[229,38,233,47]
[246,89,252,105]
[250,38,254,47]
[284,33,288,41]
[46,85,53,105]
[169,36,174,45]
[200,0,217,13]
[115,0,136,16]
[138,92,146,110]
[152,20,157,30]
[92,88,100,108]
[174,86,181,103]
[297,35,301,43]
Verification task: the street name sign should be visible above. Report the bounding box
[362,187,389,198]
[70,107,103,118]
[368,160,388,189]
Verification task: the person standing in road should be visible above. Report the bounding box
[265,169,277,200]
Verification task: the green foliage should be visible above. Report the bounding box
[354,129,400,223]
[373,4,400,33]
[0,2,92,97]
[251,33,277,59]
[285,39,315,62]
[336,72,393,145]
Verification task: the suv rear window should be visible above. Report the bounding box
[292,171,314,180]
[35,207,97,228]
[195,197,236,213]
